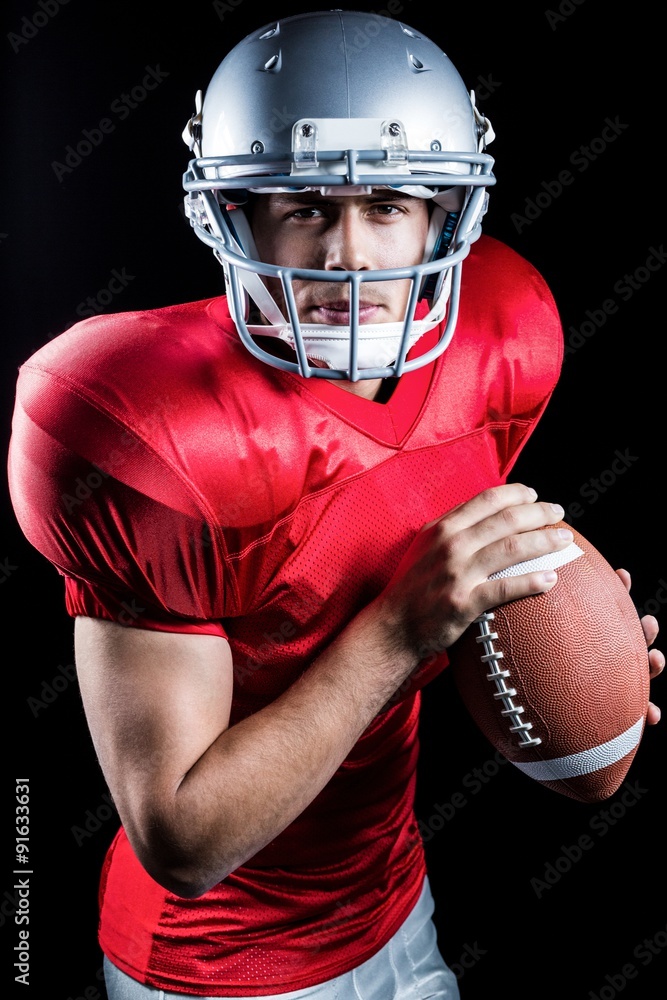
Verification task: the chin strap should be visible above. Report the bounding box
[243,314,443,372]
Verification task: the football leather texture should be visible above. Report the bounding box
[447,522,650,803]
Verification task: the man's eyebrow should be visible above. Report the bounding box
[270,189,420,206]
[365,190,417,202]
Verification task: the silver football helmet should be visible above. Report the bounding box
[182,10,495,380]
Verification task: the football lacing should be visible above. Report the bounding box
[473,612,542,748]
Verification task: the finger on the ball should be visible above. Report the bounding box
[641,614,659,645]
[646,702,662,725]
[480,523,574,582]
[483,569,559,610]
[648,647,665,677]
[437,483,541,532]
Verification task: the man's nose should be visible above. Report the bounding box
[322,210,372,272]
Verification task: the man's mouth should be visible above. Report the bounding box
[309,301,383,325]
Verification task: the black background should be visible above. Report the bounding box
[2,1,665,997]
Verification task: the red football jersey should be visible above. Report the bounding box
[8,236,563,995]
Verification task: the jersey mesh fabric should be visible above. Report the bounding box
[7,236,563,995]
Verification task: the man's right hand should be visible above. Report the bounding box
[373,482,573,660]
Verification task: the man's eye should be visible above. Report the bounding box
[291,207,325,218]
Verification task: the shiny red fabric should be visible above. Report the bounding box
[8,236,563,995]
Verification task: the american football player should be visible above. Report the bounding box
[8,10,662,999]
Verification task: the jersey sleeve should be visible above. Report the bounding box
[8,359,233,637]
[501,256,564,476]
[458,236,565,480]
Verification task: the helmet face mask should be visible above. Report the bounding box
[182,10,496,381]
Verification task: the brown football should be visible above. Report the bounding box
[447,523,650,803]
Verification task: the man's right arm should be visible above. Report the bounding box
[74,484,571,898]
[75,602,413,899]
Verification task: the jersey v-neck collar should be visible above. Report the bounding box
[208,296,441,448]
[286,326,439,447]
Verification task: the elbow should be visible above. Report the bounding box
[141,852,236,899]
[123,800,249,897]
[140,844,238,898]
[150,868,219,900]
[131,827,239,899]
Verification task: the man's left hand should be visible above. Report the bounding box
[617,568,663,726]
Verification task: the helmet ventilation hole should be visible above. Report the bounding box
[262,53,282,73]
[409,54,427,72]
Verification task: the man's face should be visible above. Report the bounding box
[249,190,430,326]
